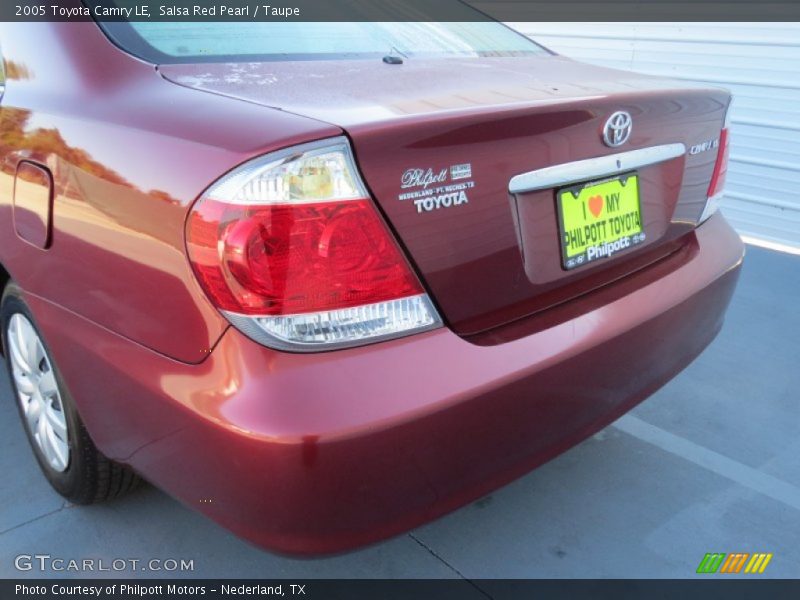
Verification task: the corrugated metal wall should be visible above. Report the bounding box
[510,23,800,249]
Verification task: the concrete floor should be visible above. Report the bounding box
[0,245,798,579]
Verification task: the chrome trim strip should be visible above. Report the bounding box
[508,143,686,194]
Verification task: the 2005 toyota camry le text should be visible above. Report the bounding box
[0,16,742,554]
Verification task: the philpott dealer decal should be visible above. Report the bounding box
[399,164,475,213]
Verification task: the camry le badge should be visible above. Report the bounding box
[603,111,633,147]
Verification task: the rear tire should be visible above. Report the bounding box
[1,282,140,504]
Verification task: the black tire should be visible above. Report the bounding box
[1,281,140,504]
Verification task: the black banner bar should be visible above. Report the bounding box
[4,579,800,600]
[4,0,800,22]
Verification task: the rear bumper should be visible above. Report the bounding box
[30,213,744,555]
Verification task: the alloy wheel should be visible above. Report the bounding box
[7,313,70,472]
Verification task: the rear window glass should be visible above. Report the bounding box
[99,21,549,63]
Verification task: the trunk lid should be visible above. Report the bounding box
[161,55,730,336]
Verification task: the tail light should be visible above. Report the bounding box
[187,137,441,351]
[700,114,731,223]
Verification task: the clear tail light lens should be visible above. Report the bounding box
[187,137,441,351]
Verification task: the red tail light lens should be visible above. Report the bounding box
[188,198,423,315]
[700,126,730,223]
[186,137,440,351]
[707,127,730,199]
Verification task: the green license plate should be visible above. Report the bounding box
[556,173,645,270]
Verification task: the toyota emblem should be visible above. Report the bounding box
[603,111,633,147]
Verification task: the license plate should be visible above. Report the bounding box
[556,173,646,270]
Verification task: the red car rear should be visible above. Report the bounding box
[0,19,742,554]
